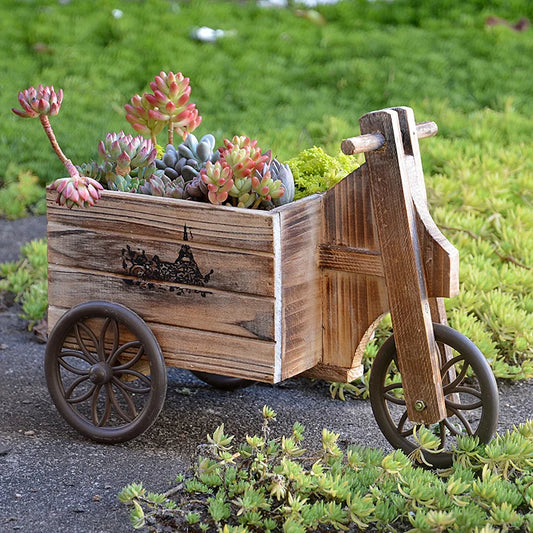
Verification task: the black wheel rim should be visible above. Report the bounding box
[370,323,498,468]
[45,301,167,443]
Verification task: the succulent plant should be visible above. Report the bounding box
[12,84,103,208]
[49,175,103,208]
[13,78,295,211]
[253,153,295,208]
[201,160,233,205]
[86,131,160,192]
[155,133,220,183]
[268,158,295,207]
[219,135,268,181]
[125,71,202,145]
[139,173,185,199]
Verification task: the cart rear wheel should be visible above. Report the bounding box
[191,371,254,391]
[369,323,498,468]
[45,301,167,443]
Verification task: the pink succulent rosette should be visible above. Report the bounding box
[12,84,63,118]
[49,173,104,209]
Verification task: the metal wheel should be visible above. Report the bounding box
[191,371,254,391]
[45,301,167,443]
[370,323,498,468]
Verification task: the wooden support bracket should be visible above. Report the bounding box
[359,109,447,425]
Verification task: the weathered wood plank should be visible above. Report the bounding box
[48,305,277,382]
[47,222,275,297]
[360,109,446,424]
[321,270,388,372]
[47,189,276,253]
[278,196,323,380]
[303,363,363,383]
[48,266,276,341]
[319,245,384,277]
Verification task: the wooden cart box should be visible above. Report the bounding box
[47,189,326,383]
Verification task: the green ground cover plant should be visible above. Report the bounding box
[0,239,47,326]
[119,407,533,532]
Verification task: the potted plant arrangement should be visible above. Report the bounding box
[12,72,325,387]
[12,73,295,211]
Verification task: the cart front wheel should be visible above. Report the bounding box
[191,371,254,391]
[45,301,167,443]
[369,323,498,468]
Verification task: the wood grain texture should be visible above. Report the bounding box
[360,109,446,424]
[47,221,275,297]
[47,189,276,253]
[277,195,323,380]
[48,305,277,382]
[317,163,389,380]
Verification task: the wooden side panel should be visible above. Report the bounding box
[277,195,323,380]
[47,222,275,297]
[48,266,275,341]
[315,164,389,380]
[47,189,276,252]
[47,190,280,382]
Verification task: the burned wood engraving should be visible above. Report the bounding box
[121,225,214,297]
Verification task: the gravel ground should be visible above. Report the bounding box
[0,215,531,533]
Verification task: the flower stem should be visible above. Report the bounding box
[39,115,78,178]
[167,124,174,146]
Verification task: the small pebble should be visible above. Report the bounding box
[93,495,102,502]
[24,430,35,437]
[0,343,7,350]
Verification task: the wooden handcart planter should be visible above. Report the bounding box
[45,107,499,467]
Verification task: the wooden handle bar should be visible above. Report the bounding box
[341,121,438,155]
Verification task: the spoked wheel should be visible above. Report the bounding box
[45,301,167,443]
[370,323,498,468]
[191,371,254,391]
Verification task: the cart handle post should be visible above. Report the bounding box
[341,121,438,155]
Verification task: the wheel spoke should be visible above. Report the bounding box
[447,405,474,435]
[109,384,137,423]
[91,384,103,426]
[99,318,119,362]
[396,411,415,437]
[74,322,99,362]
[443,418,463,437]
[60,349,96,366]
[445,385,483,410]
[59,354,91,375]
[114,368,151,384]
[65,377,95,404]
[112,376,151,395]
[109,342,144,368]
[441,356,469,391]
[96,385,113,427]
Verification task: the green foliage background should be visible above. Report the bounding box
[0,0,531,377]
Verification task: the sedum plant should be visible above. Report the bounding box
[124,71,202,146]
[120,408,533,532]
[12,85,103,208]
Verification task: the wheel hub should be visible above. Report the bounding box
[88,362,113,384]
